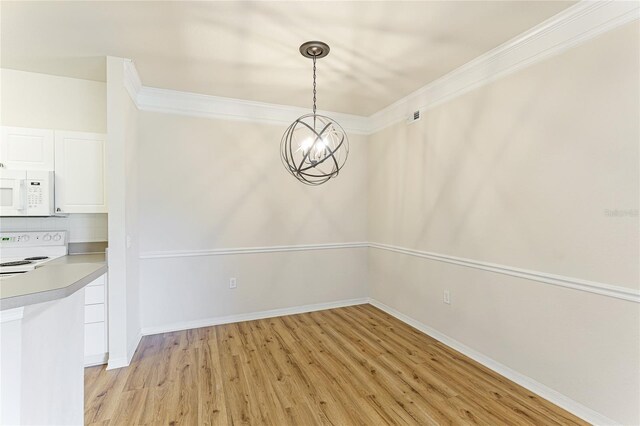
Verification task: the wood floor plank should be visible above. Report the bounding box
[310,310,458,425]
[324,308,459,400]
[85,304,588,425]
[294,313,408,425]
[275,314,366,425]
[197,334,229,425]
[85,365,130,424]
[245,319,319,425]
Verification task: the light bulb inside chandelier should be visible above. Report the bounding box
[281,41,349,185]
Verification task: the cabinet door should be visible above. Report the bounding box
[54,131,107,213]
[0,127,54,170]
[84,322,106,356]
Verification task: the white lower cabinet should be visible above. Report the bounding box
[85,304,105,323]
[85,285,105,305]
[84,274,108,366]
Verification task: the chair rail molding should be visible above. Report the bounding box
[140,242,640,303]
[369,242,640,303]
[121,0,639,135]
[139,242,369,259]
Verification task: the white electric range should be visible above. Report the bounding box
[0,231,68,280]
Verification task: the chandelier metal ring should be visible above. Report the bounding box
[281,41,349,185]
[280,113,349,186]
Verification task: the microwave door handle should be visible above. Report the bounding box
[13,180,26,211]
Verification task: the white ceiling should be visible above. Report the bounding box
[1,1,575,116]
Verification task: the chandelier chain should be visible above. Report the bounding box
[312,56,317,115]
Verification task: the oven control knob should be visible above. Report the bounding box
[22,235,30,242]
[53,234,62,242]
[43,234,52,241]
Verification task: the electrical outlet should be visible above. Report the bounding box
[443,290,451,304]
[229,277,237,289]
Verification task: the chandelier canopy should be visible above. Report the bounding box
[281,41,349,186]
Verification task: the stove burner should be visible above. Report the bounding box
[0,260,33,267]
[24,256,49,261]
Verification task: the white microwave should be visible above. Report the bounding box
[0,169,54,216]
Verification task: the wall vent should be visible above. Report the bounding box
[407,110,421,124]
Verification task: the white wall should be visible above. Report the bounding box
[136,112,368,330]
[367,22,639,425]
[106,57,140,368]
[124,74,141,359]
[0,69,107,241]
[0,69,106,133]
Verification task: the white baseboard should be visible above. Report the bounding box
[84,353,108,368]
[105,332,143,370]
[141,297,369,336]
[367,298,619,426]
[127,332,143,363]
[106,356,129,370]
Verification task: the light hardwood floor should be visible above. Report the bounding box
[85,304,588,425]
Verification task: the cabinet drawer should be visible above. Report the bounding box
[85,304,105,323]
[85,285,104,304]
[84,322,106,356]
[87,275,105,287]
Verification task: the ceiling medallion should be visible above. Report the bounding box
[281,41,349,186]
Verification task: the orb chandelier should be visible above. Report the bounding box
[281,41,349,186]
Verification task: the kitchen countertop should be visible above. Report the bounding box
[0,253,107,311]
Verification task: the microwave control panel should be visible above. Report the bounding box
[25,171,54,216]
[28,181,44,208]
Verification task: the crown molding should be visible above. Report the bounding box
[123,63,371,134]
[122,59,142,104]
[135,86,372,134]
[122,0,639,135]
[367,0,640,133]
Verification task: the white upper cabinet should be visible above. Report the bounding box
[54,131,107,214]
[0,127,54,170]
